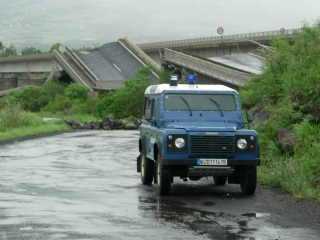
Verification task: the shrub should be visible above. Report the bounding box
[43,95,72,113]
[4,80,66,112]
[70,97,97,115]
[65,84,89,101]
[0,105,42,131]
[240,23,320,199]
[9,86,49,112]
[241,24,320,112]
[41,80,66,101]
[96,67,151,119]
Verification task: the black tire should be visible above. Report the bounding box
[140,153,154,185]
[240,166,257,196]
[214,176,227,186]
[156,157,171,196]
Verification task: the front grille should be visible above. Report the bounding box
[191,135,235,158]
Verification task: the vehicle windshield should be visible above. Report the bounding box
[164,93,237,112]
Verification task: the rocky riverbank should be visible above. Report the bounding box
[65,117,141,130]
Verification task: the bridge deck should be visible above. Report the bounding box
[210,53,264,75]
[55,40,159,91]
[162,49,251,87]
[140,28,300,52]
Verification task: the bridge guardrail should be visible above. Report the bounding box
[140,28,301,51]
[65,47,98,86]
[54,50,94,91]
[118,38,161,76]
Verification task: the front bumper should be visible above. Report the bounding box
[162,159,260,166]
[162,159,259,177]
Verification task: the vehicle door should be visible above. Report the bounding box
[142,96,157,160]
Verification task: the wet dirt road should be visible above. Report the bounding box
[0,131,319,240]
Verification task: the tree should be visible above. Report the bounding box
[2,44,17,57]
[21,47,42,55]
[49,43,61,53]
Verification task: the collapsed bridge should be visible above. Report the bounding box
[0,28,300,95]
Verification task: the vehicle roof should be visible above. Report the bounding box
[145,84,238,95]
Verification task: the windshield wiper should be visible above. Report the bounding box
[180,96,193,116]
[209,98,224,117]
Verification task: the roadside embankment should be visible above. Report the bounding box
[0,106,71,144]
[240,24,320,201]
[0,123,70,145]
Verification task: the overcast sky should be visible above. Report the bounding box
[0,0,319,48]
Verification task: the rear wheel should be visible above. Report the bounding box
[156,155,171,196]
[214,176,227,186]
[140,153,154,185]
[240,166,257,195]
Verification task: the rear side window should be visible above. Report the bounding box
[144,98,154,120]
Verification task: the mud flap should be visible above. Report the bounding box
[137,154,141,173]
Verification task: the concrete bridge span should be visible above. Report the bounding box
[0,28,300,94]
[140,28,300,62]
[0,39,160,94]
[162,48,252,88]
[0,54,61,92]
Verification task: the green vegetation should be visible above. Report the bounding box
[241,24,320,200]
[0,122,69,143]
[21,47,42,56]
[0,42,63,57]
[0,67,153,142]
[96,67,151,119]
[0,42,45,57]
[0,43,18,57]
[0,104,68,142]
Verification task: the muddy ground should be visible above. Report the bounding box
[0,131,319,240]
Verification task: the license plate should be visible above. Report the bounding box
[197,159,228,166]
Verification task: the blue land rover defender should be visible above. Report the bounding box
[137,81,259,196]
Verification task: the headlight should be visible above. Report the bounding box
[175,138,186,149]
[237,138,248,150]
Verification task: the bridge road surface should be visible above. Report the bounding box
[0,131,319,240]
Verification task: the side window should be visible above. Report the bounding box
[144,98,152,120]
[144,98,154,120]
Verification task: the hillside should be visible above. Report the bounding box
[241,24,320,200]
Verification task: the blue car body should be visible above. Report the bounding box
[138,83,259,194]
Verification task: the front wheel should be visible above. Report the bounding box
[140,153,154,185]
[240,166,257,196]
[156,159,171,196]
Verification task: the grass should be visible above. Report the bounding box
[0,122,70,143]
[0,105,72,143]
[241,24,320,201]
[259,167,320,201]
